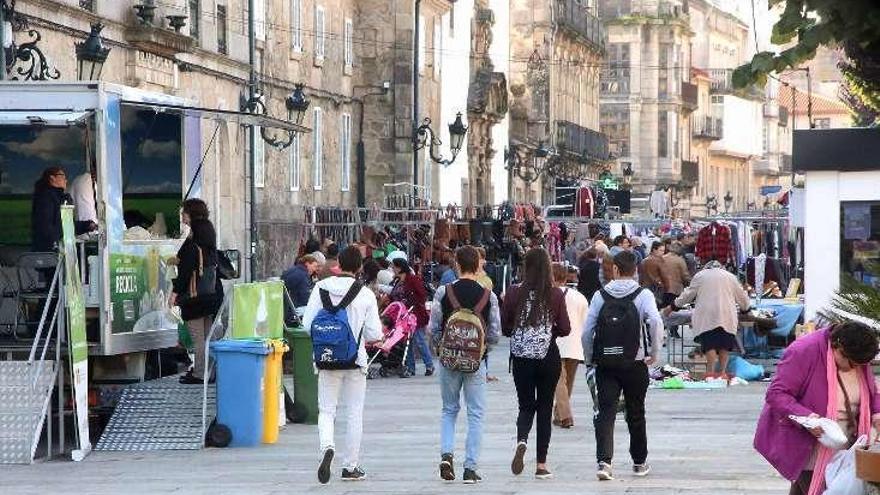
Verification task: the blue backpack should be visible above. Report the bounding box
[310,281,364,370]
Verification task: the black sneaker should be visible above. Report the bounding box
[511,441,527,475]
[535,468,553,480]
[462,468,482,484]
[179,373,204,385]
[399,368,414,378]
[317,448,334,484]
[439,453,455,481]
[341,467,366,481]
[425,367,435,377]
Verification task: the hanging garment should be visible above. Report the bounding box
[695,222,734,264]
[576,187,596,218]
[649,190,669,217]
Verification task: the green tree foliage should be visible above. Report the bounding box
[733,0,880,125]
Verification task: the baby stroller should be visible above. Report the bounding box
[365,302,418,379]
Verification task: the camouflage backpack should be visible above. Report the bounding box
[438,285,490,373]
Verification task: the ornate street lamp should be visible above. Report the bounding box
[414,112,468,167]
[1,0,60,81]
[706,194,719,215]
[504,141,551,184]
[723,190,734,213]
[75,23,111,81]
[242,83,310,149]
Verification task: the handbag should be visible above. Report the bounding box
[217,249,239,280]
[178,246,217,305]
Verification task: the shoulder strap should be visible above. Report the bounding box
[599,288,611,301]
[474,288,492,314]
[622,287,644,302]
[319,281,364,313]
[445,283,462,310]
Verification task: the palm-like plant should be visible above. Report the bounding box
[819,263,880,326]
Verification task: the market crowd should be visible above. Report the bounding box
[271,221,796,485]
[158,199,879,493]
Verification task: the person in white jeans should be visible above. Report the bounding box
[302,247,382,484]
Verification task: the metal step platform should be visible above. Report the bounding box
[96,376,215,451]
[0,360,57,464]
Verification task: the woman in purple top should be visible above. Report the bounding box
[754,322,880,495]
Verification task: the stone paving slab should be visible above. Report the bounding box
[2,353,788,494]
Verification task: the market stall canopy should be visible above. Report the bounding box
[120,101,311,134]
[0,110,93,127]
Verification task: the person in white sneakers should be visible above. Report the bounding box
[582,251,664,481]
[302,246,382,484]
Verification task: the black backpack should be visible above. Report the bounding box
[593,288,646,368]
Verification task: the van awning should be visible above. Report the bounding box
[121,101,311,133]
[0,110,93,126]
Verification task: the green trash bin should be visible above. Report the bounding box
[284,326,319,424]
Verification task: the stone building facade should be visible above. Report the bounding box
[5,0,449,278]
[509,0,607,205]
[598,0,694,214]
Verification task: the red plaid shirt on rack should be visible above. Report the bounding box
[696,222,734,264]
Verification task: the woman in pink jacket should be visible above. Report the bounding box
[754,322,880,495]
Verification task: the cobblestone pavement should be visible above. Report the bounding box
[5,351,787,494]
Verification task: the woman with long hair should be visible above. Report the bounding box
[389,257,434,377]
[170,198,223,385]
[501,248,571,480]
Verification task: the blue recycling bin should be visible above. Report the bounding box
[210,339,270,447]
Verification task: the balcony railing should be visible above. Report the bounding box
[691,115,723,140]
[681,81,698,111]
[556,0,606,51]
[781,153,792,174]
[708,69,764,100]
[681,159,699,184]
[556,121,611,162]
[754,155,780,176]
[778,106,789,127]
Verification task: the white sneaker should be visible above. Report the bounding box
[597,462,613,481]
[633,463,651,477]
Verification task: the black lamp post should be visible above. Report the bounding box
[723,190,734,213]
[622,162,634,189]
[76,23,111,81]
[414,112,468,167]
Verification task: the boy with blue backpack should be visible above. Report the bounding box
[302,246,383,484]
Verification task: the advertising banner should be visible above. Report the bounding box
[61,206,91,461]
[231,281,285,339]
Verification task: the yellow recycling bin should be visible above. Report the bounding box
[262,339,289,444]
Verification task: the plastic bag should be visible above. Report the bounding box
[789,415,849,450]
[824,435,868,495]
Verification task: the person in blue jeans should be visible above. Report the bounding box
[389,258,434,377]
[429,246,501,483]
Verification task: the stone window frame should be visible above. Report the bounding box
[254,0,266,41]
[313,107,324,190]
[217,3,228,55]
[189,0,201,42]
[291,0,303,52]
[289,133,301,192]
[254,126,265,188]
[315,4,326,66]
[340,112,352,191]
[344,18,354,72]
